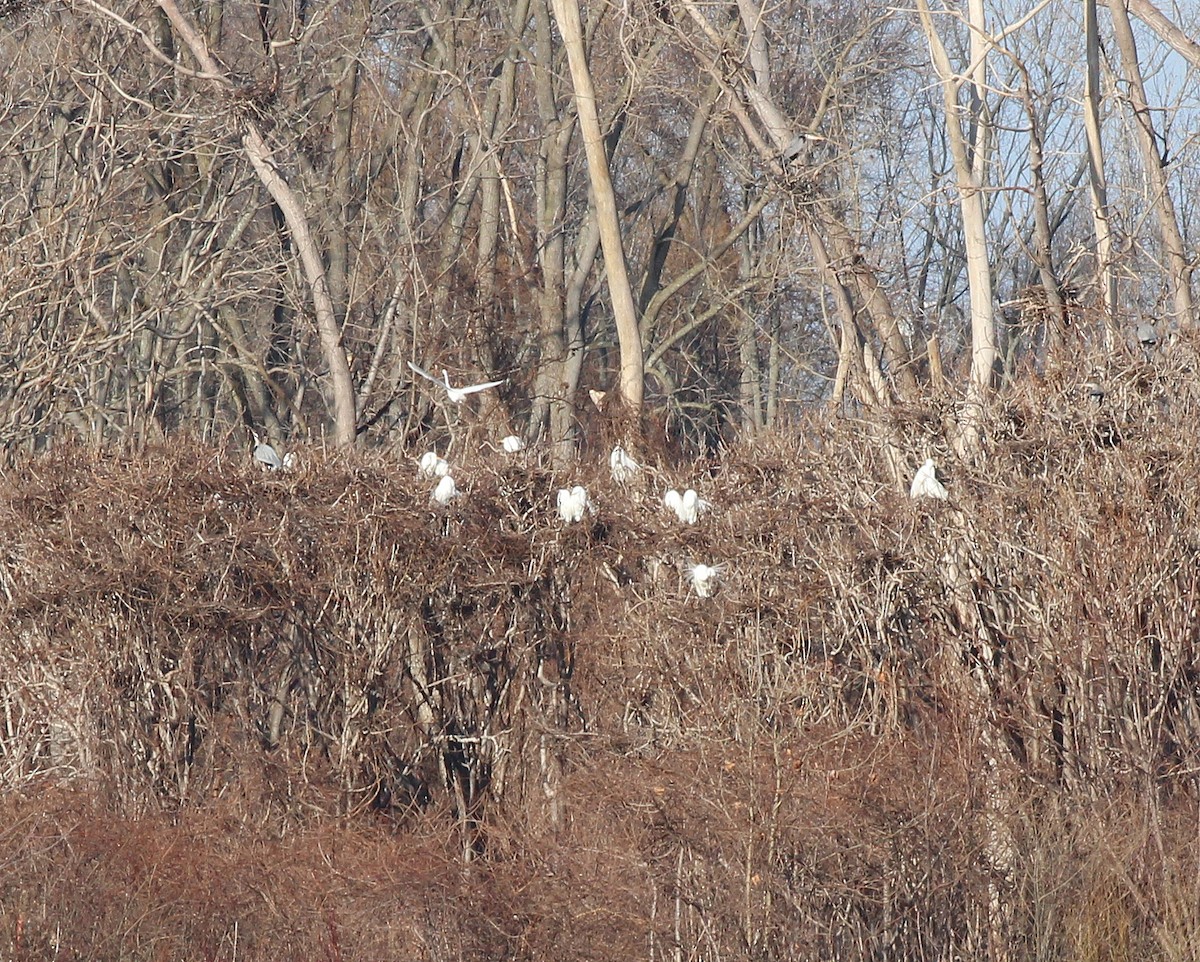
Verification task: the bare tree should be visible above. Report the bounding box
[551,0,645,416]
[1083,0,1119,332]
[915,0,998,405]
[1106,0,1195,327]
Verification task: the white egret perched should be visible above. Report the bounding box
[686,562,724,598]
[407,361,505,404]
[663,488,710,525]
[431,475,459,505]
[610,445,640,483]
[501,435,525,453]
[556,485,593,523]
[910,458,948,501]
[253,433,284,470]
[419,451,450,479]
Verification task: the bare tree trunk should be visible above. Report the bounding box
[550,0,644,414]
[916,0,998,401]
[1083,0,1118,336]
[1013,61,1065,359]
[1107,0,1194,327]
[1128,0,1200,69]
[679,0,918,402]
[153,0,358,446]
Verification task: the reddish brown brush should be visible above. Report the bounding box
[5,360,1200,959]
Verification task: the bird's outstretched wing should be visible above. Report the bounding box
[407,361,443,386]
[456,378,506,396]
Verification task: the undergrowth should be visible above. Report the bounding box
[4,349,1200,960]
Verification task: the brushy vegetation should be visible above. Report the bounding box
[5,349,1200,961]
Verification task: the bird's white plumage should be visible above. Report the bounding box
[419,451,450,479]
[408,361,504,404]
[610,445,640,483]
[663,488,710,524]
[681,489,709,524]
[431,475,459,504]
[501,435,525,453]
[686,562,724,598]
[556,485,592,523]
[910,458,948,500]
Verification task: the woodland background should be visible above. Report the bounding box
[4,0,1200,959]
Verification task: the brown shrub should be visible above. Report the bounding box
[4,358,1200,959]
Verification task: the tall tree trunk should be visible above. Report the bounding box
[1083,0,1118,337]
[551,0,644,414]
[1107,0,1194,327]
[1014,61,1065,359]
[154,0,358,445]
[916,0,998,401]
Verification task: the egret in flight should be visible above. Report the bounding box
[419,451,450,479]
[556,485,593,523]
[663,489,710,525]
[408,361,505,404]
[686,562,723,598]
[910,458,948,500]
[610,445,640,483]
[431,475,459,505]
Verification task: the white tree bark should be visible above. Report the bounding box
[916,0,998,402]
[550,0,644,413]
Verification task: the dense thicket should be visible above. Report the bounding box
[5,344,1200,959]
[4,0,1200,958]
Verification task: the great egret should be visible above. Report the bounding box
[408,361,504,404]
[663,489,710,525]
[431,475,459,505]
[910,458,948,500]
[501,435,525,453]
[556,485,593,523]
[253,434,283,470]
[419,451,450,479]
[686,562,723,598]
[610,445,640,483]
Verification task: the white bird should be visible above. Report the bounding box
[501,435,525,453]
[910,458,948,501]
[431,475,459,505]
[610,445,640,483]
[663,488,710,524]
[681,489,709,524]
[418,451,450,479]
[408,361,505,404]
[253,434,283,470]
[686,562,724,598]
[556,485,593,524]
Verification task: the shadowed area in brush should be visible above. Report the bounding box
[5,359,1200,960]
